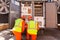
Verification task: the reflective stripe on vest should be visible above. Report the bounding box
[13,18,22,32]
[27,20,37,35]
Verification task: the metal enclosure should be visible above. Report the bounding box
[9,0,59,29]
[46,2,57,28]
[16,0,58,28]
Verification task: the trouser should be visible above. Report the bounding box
[26,33,37,40]
[12,31,21,40]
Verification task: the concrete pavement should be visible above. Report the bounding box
[37,29,60,40]
[0,29,60,40]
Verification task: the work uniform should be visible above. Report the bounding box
[27,20,39,40]
[12,18,25,40]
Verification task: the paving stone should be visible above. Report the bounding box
[0,29,60,40]
[37,36,57,40]
[0,36,5,40]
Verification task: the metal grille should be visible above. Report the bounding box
[34,2,43,16]
[0,0,10,14]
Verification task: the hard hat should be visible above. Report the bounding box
[21,15,26,19]
[28,15,32,20]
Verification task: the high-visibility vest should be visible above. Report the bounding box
[12,18,22,32]
[27,20,38,35]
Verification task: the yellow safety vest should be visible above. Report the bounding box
[27,20,38,35]
[12,18,22,32]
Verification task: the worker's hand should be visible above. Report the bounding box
[10,28,15,32]
[38,27,40,31]
[10,30,14,35]
[25,23,28,28]
[10,29,13,31]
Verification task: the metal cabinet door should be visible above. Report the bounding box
[46,2,57,28]
[9,1,20,28]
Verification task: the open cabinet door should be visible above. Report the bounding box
[46,2,57,28]
[9,0,20,28]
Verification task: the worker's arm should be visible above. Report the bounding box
[25,22,28,29]
[36,22,40,30]
[22,20,26,32]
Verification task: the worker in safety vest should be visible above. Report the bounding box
[26,16,39,40]
[12,16,26,40]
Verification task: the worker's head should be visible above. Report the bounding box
[28,16,32,20]
[21,15,26,21]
